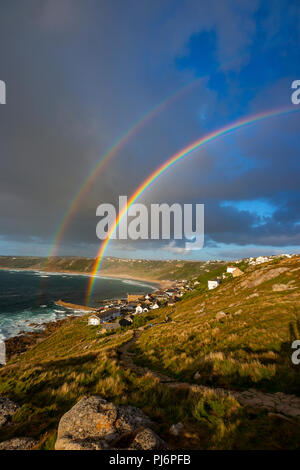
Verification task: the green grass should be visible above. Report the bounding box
[1,256,300,449]
[132,257,300,394]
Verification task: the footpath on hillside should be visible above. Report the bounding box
[118,324,300,421]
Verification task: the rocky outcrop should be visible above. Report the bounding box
[169,422,184,436]
[240,267,289,289]
[215,311,226,320]
[0,437,37,450]
[0,397,19,427]
[272,282,297,292]
[55,396,166,450]
[230,389,300,419]
[129,428,166,450]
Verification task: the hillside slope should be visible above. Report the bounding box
[0,256,300,450]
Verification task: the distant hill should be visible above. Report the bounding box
[0,255,225,282]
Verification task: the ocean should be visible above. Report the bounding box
[0,269,155,339]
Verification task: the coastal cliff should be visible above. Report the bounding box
[1,255,300,450]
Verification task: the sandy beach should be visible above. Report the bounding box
[0,266,169,289]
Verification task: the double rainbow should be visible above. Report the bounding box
[45,79,201,262]
[86,105,300,305]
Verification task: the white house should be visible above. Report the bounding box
[208,280,220,290]
[151,302,159,309]
[88,314,102,326]
[135,305,143,314]
[256,256,269,264]
[165,291,174,297]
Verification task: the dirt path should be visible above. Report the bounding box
[118,325,300,421]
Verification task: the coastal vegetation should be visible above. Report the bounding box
[0,255,300,449]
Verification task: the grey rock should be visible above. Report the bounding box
[272,283,296,292]
[240,267,289,289]
[0,437,37,450]
[169,422,184,436]
[234,309,243,315]
[55,396,164,451]
[130,428,166,450]
[215,311,226,320]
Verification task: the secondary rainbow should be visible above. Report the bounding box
[44,79,201,264]
[86,105,300,305]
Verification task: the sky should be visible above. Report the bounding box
[0,0,300,261]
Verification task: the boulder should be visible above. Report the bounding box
[0,397,19,427]
[129,428,165,450]
[55,396,166,450]
[169,422,184,436]
[0,437,37,450]
[246,292,259,299]
[234,309,243,315]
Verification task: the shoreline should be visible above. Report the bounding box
[0,269,168,345]
[4,315,80,362]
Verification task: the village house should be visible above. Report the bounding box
[135,304,144,314]
[127,293,144,303]
[255,256,270,264]
[121,301,139,313]
[165,289,177,297]
[88,313,102,326]
[227,266,236,273]
[155,295,168,303]
[101,307,120,321]
[227,266,244,277]
[88,308,119,326]
[150,302,159,309]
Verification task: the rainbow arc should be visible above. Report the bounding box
[86,105,300,305]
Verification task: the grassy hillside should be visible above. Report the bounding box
[133,258,300,395]
[1,256,300,450]
[0,256,224,281]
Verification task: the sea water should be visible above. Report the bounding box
[0,270,154,339]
